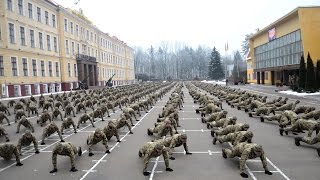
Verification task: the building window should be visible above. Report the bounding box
[41,60,45,77]
[0,56,4,76]
[65,40,69,54]
[22,58,28,76]
[70,22,73,34]
[20,26,26,46]
[86,30,89,40]
[55,62,59,77]
[71,42,75,55]
[47,35,51,51]
[76,25,79,36]
[74,64,77,77]
[265,72,268,80]
[52,14,56,28]
[18,0,23,15]
[64,19,68,31]
[30,29,35,48]
[7,0,13,11]
[45,11,49,25]
[32,59,37,76]
[39,32,43,49]
[48,61,52,77]
[11,57,18,76]
[37,7,41,22]
[9,23,15,44]
[28,3,33,19]
[68,63,71,77]
[53,37,58,52]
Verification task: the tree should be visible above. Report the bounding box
[208,47,224,80]
[316,60,320,90]
[298,55,306,90]
[305,52,315,92]
[241,33,253,56]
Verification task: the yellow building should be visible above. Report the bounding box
[0,0,134,97]
[248,6,320,85]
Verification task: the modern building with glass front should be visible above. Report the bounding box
[247,6,320,85]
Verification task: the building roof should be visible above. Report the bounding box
[250,6,320,40]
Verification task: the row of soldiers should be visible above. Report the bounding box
[188,82,273,178]
[209,82,320,156]
[139,84,193,176]
[0,82,174,172]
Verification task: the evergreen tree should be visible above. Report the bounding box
[305,52,315,92]
[208,47,224,80]
[298,55,306,90]
[316,60,320,90]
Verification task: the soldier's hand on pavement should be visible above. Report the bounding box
[70,167,78,172]
[117,140,121,142]
[169,157,175,160]
[186,152,192,155]
[35,150,40,154]
[130,131,134,134]
[105,150,111,154]
[50,168,57,173]
[166,167,173,172]
[60,139,65,142]
[89,152,94,156]
[16,162,23,166]
[265,170,273,175]
[240,172,248,178]
[143,171,150,176]
[41,142,45,145]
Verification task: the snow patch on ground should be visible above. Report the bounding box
[279,90,320,96]
[201,80,226,85]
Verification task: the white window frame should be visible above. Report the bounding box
[25,85,31,96]
[14,85,21,97]
[22,57,28,76]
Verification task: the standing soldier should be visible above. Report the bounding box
[0,143,23,166]
[222,142,272,178]
[16,116,35,133]
[49,142,82,173]
[103,121,121,142]
[17,130,39,155]
[41,122,64,145]
[138,142,173,176]
[0,126,10,142]
[61,117,77,134]
[86,128,110,156]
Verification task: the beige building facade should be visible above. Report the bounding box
[0,0,134,97]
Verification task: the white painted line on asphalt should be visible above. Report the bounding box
[208,150,212,155]
[78,131,95,133]
[80,107,154,180]
[82,170,97,173]
[250,170,279,173]
[147,171,163,173]
[151,160,164,163]
[177,129,210,132]
[40,150,52,153]
[149,157,160,180]
[267,158,291,180]
[92,160,106,163]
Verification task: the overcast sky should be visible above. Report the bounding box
[54,0,319,53]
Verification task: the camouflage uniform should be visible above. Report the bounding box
[0,126,10,142]
[37,111,52,126]
[87,128,110,156]
[261,114,282,123]
[61,118,77,134]
[15,109,26,123]
[0,112,10,126]
[294,106,315,114]
[123,107,138,125]
[52,108,63,121]
[50,142,81,173]
[112,115,133,133]
[41,123,64,145]
[148,120,173,139]
[275,100,300,111]
[301,110,320,120]
[103,121,120,142]
[138,142,172,176]
[17,131,39,155]
[154,134,192,157]
[223,142,271,177]
[202,111,227,123]
[208,116,237,129]
[279,110,298,127]
[282,119,320,137]
[64,105,76,118]
[249,106,275,117]
[214,123,250,137]
[16,116,34,133]
[0,143,23,166]
[214,131,253,146]
[77,113,95,128]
